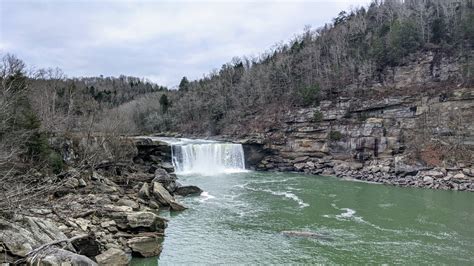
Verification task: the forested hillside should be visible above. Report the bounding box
[123,0,472,135]
[0,54,166,202]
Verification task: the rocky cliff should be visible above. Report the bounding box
[227,52,474,191]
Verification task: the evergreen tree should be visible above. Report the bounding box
[159,94,170,113]
[179,76,189,92]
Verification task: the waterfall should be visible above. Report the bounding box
[154,137,246,175]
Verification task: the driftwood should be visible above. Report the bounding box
[15,234,90,265]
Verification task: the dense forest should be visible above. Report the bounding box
[1,0,473,181]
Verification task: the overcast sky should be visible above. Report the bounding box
[0,0,371,87]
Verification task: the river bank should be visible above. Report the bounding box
[149,133,474,192]
[0,136,199,265]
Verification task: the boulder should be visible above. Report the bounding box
[126,212,167,231]
[127,236,163,257]
[117,199,140,210]
[95,248,130,265]
[394,161,422,176]
[104,210,166,232]
[27,247,98,266]
[74,218,91,231]
[138,183,150,200]
[423,176,434,183]
[169,201,187,211]
[163,180,178,193]
[293,156,309,163]
[153,169,178,193]
[91,171,103,181]
[153,168,176,183]
[0,217,67,257]
[78,178,87,187]
[423,170,444,178]
[100,220,117,228]
[294,163,306,171]
[454,173,466,179]
[174,185,203,197]
[160,162,175,173]
[104,204,133,212]
[152,182,174,206]
[349,162,364,171]
[462,168,474,177]
[64,177,79,189]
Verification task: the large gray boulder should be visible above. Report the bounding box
[169,200,187,211]
[116,199,140,211]
[153,168,178,192]
[127,236,162,257]
[394,157,423,176]
[174,185,203,197]
[0,217,67,257]
[126,211,167,231]
[95,248,130,265]
[151,182,187,211]
[138,182,150,200]
[104,210,167,232]
[26,246,97,266]
[151,182,174,205]
[153,168,176,183]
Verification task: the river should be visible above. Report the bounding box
[132,170,474,264]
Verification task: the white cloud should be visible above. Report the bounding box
[0,0,372,86]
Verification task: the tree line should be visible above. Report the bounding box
[147,0,473,135]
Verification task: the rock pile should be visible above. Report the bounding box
[0,137,202,265]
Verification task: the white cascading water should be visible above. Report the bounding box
[153,137,246,175]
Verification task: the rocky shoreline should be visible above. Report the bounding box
[0,137,201,265]
[154,133,474,192]
[256,155,474,192]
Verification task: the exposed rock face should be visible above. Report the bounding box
[236,86,474,191]
[204,53,474,191]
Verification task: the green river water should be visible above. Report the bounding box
[132,171,474,265]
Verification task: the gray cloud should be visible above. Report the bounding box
[0,0,371,87]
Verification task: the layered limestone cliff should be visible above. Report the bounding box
[232,52,474,191]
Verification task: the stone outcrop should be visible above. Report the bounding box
[243,86,474,191]
[1,135,202,265]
